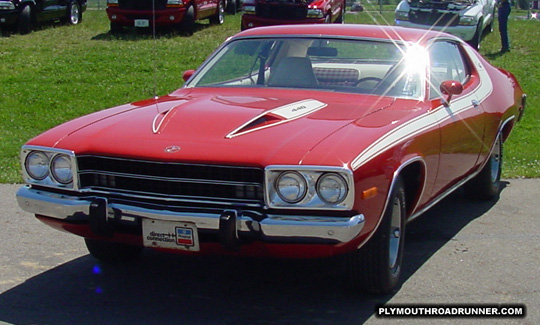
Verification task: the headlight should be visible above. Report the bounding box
[307,9,324,19]
[243,5,255,14]
[459,16,477,26]
[167,0,184,6]
[21,146,77,189]
[25,151,50,180]
[50,154,73,184]
[317,173,348,204]
[265,166,354,210]
[0,2,16,10]
[275,172,307,203]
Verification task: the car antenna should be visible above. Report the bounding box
[152,0,158,100]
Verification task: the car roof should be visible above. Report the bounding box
[234,24,459,46]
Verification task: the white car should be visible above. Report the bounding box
[395,0,496,49]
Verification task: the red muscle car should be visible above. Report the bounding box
[106,0,225,33]
[241,0,345,30]
[16,24,526,294]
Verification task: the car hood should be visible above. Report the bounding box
[29,88,411,167]
[408,0,474,10]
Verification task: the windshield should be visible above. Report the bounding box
[186,37,427,100]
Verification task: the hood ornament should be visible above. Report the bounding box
[164,145,181,153]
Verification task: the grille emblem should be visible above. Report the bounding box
[164,145,181,153]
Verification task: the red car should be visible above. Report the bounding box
[16,24,525,294]
[241,0,345,30]
[106,0,225,33]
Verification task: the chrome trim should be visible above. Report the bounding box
[16,186,364,244]
[265,165,355,211]
[355,156,427,248]
[407,127,506,222]
[21,145,79,190]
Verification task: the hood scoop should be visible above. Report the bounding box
[226,99,327,138]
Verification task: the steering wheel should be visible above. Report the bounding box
[355,77,383,87]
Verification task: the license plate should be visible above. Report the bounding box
[134,19,149,27]
[142,219,200,251]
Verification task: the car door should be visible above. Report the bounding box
[36,0,65,22]
[428,40,486,196]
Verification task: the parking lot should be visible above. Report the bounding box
[0,179,538,324]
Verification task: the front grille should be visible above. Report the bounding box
[118,0,168,10]
[256,3,307,19]
[77,156,265,206]
[409,11,459,27]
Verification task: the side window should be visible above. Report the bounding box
[428,41,470,99]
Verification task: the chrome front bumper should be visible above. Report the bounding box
[16,186,364,244]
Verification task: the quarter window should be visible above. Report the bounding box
[429,41,470,99]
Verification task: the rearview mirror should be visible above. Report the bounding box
[440,80,463,105]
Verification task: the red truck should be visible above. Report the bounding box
[241,0,345,30]
[106,0,225,33]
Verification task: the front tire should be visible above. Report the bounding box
[66,1,82,25]
[210,0,225,25]
[346,177,406,294]
[465,133,502,200]
[17,5,34,34]
[85,238,143,263]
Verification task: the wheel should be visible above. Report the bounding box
[324,13,331,24]
[335,5,345,23]
[85,238,143,263]
[467,21,482,50]
[355,77,382,87]
[210,0,225,25]
[110,22,123,34]
[346,176,406,294]
[181,5,195,31]
[17,5,34,35]
[226,0,237,14]
[66,1,81,25]
[464,133,502,200]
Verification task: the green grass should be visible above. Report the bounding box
[0,8,538,183]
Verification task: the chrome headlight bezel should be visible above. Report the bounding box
[265,166,354,210]
[21,146,78,189]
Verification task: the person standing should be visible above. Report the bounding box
[498,0,512,53]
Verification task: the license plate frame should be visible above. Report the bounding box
[134,19,149,28]
[142,219,200,251]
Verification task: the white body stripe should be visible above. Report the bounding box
[352,46,493,170]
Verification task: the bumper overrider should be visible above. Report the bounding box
[16,186,365,249]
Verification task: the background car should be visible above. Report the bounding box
[16,24,525,294]
[0,0,86,34]
[106,0,225,33]
[395,0,496,49]
[241,0,345,30]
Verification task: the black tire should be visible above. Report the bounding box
[66,1,82,25]
[181,5,195,31]
[226,0,237,14]
[85,238,143,263]
[210,0,225,25]
[335,5,345,23]
[346,177,406,294]
[17,5,34,35]
[110,22,123,34]
[464,133,502,200]
[468,21,482,50]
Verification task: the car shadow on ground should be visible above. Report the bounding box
[91,23,211,41]
[0,184,505,324]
